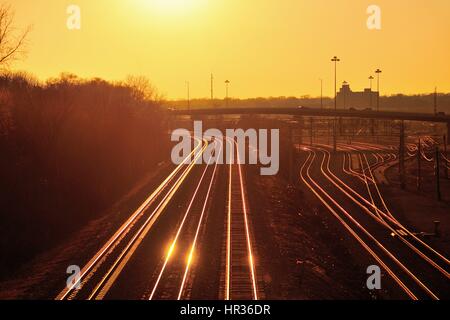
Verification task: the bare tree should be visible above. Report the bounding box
[0,4,31,66]
[125,75,163,102]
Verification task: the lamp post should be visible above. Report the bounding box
[434,87,438,115]
[320,78,323,109]
[331,56,340,152]
[186,81,190,110]
[369,75,374,108]
[331,56,340,112]
[225,80,230,107]
[375,69,382,112]
[211,74,214,101]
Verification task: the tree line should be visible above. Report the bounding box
[168,94,450,114]
[0,72,169,278]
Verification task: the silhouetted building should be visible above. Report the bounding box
[336,81,378,109]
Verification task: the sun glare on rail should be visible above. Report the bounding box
[167,242,176,259]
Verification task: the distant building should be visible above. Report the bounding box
[336,81,378,109]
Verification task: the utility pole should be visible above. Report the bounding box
[417,138,422,191]
[375,69,382,112]
[435,146,442,201]
[370,119,375,137]
[444,135,449,179]
[288,126,294,184]
[211,74,214,101]
[320,79,323,109]
[399,120,406,189]
[328,119,331,145]
[369,75,374,108]
[331,56,340,153]
[225,80,230,107]
[186,81,190,110]
[310,117,313,146]
[434,87,438,115]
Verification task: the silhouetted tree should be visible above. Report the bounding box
[0,4,31,66]
[0,72,169,277]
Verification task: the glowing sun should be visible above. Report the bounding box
[144,0,205,15]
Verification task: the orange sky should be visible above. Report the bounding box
[10,0,450,99]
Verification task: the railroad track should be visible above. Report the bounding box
[56,137,207,300]
[57,135,265,301]
[299,145,450,300]
[221,137,260,300]
[147,139,223,300]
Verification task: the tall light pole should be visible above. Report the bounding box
[331,56,340,152]
[369,75,374,108]
[211,73,214,101]
[331,56,340,112]
[343,81,348,110]
[186,81,190,110]
[375,69,382,112]
[225,80,230,107]
[319,78,323,109]
[434,87,438,115]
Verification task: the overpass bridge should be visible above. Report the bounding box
[171,107,450,138]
